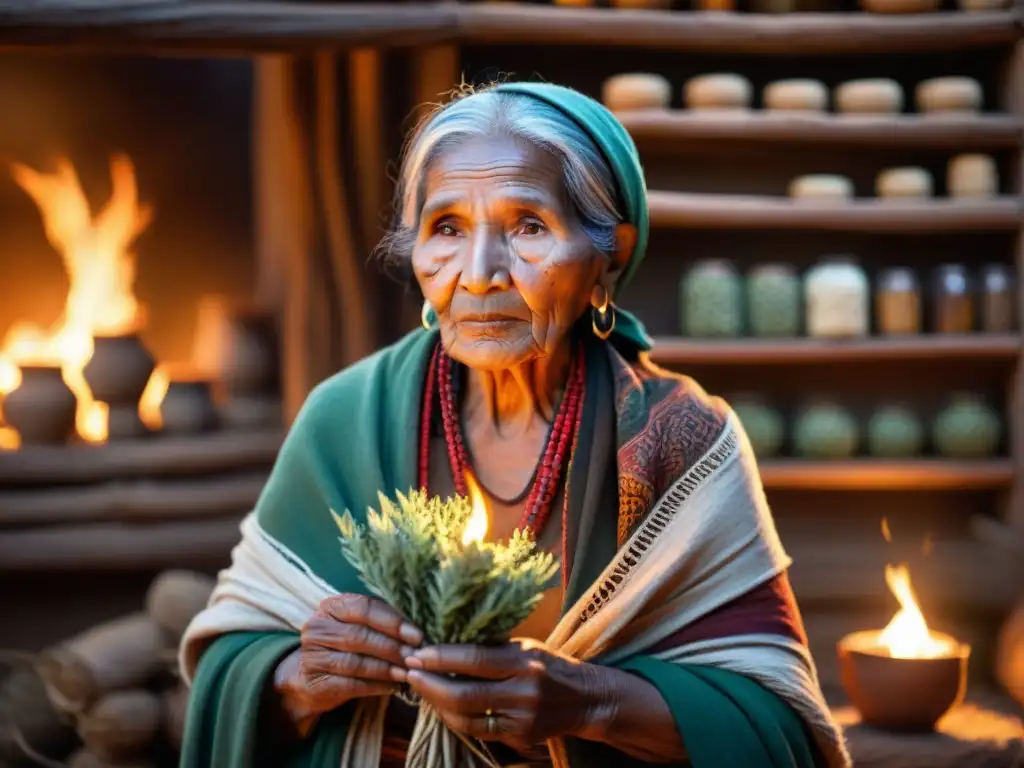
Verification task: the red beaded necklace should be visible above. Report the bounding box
[417,341,586,538]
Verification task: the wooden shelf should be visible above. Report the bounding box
[759,459,1014,491]
[0,472,268,527]
[0,516,244,571]
[0,2,1018,55]
[648,191,1023,233]
[650,334,1022,365]
[0,428,284,486]
[458,5,1021,55]
[618,110,1024,150]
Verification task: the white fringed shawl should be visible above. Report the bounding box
[181,415,850,768]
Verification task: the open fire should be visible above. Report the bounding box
[0,155,165,448]
[876,562,959,659]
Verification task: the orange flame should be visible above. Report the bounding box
[0,155,156,446]
[462,471,489,546]
[877,563,957,659]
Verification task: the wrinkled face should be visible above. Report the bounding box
[412,135,614,371]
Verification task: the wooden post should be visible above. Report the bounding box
[348,47,387,257]
[252,56,317,423]
[1001,40,1024,534]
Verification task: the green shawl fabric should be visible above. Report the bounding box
[181,329,821,768]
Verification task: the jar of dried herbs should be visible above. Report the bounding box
[747,263,801,337]
[867,404,924,458]
[793,401,859,459]
[980,263,1016,333]
[875,267,922,335]
[681,260,743,337]
[931,264,974,334]
[933,394,1001,459]
[730,395,785,458]
[804,257,870,338]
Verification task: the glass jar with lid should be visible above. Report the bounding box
[931,264,974,334]
[804,256,870,338]
[681,259,743,337]
[747,263,801,337]
[980,263,1015,333]
[875,267,922,335]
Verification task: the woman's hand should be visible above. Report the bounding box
[273,594,423,736]
[404,639,607,754]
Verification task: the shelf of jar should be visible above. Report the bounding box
[758,458,1013,491]
[617,110,1024,150]
[649,334,1021,365]
[647,191,1023,232]
[0,1,1018,55]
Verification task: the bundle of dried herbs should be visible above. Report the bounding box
[331,490,558,767]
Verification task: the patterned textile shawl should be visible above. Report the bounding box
[179,342,849,768]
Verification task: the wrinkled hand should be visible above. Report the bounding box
[405,639,604,754]
[274,594,423,734]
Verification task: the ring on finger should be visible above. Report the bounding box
[485,708,498,735]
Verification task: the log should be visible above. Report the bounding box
[66,748,155,768]
[647,191,1023,233]
[77,690,162,763]
[0,517,244,572]
[834,702,1024,768]
[996,603,1024,708]
[0,661,77,766]
[144,570,216,642]
[161,685,189,751]
[0,473,267,526]
[36,613,171,715]
[0,429,283,486]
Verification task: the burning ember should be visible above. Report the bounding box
[0,155,155,447]
[876,563,958,659]
[461,470,490,546]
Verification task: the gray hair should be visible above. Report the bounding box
[377,86,624,277]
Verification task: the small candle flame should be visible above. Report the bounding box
[462,471,489,546]
[877,563,955,659]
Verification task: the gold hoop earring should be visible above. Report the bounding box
[592,294,616,341]
[421,300,433,331]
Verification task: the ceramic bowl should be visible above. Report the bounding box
[838,629,969,732]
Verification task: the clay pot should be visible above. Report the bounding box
[192,299,279,398]
[219,395,283,430]
[838,630,969,732]
[83,333,156,404]
[160,380,219,434]
[2,366,77,445]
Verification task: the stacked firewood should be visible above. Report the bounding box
[1,570,215,768]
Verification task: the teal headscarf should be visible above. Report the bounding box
[423,82,654,352]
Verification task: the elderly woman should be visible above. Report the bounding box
[180,83,848,768]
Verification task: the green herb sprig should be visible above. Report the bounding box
[331,490,558,646]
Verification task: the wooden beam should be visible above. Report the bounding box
[0,430,282,486]
[648,191,1023,233]
[1,3,1015,56]
[457,6,1021,55]
[618,110,1024,150]
[650,334,1021,366]
[0,517,244,571]
[0,2,457,54]
[759,459,1015,492]
[0,473,267,526]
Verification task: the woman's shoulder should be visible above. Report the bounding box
[614,352,733,458]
